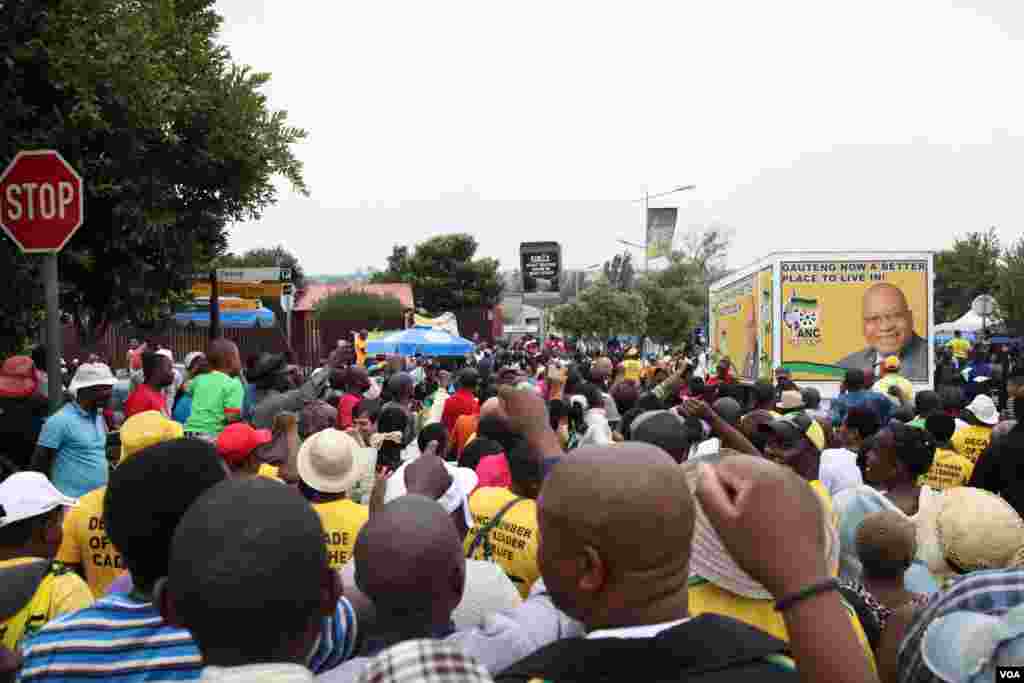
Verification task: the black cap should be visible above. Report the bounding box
[458,367,480,389]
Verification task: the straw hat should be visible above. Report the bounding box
[296,429,372,494]
[776,389,805,412]
[683,459,839,599]
[929,488,1024,575]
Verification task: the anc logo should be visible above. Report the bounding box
[783,292,822,346]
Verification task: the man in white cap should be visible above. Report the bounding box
[0,472,93,649]
[32,362,116,498]
[951,393,999,464]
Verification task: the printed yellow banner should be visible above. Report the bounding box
[780,260,929,381]
[709,274,757,379]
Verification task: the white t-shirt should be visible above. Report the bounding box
[818,448,863,497]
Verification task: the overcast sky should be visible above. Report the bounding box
[217,0,1024,275]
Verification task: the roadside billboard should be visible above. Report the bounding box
[520,242,562,301]
[780,259,930,381]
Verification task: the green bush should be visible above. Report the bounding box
[314,291,403,325]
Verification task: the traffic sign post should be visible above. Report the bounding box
[0,150,85,413]
[216,267,291,283]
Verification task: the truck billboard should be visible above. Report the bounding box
[709,267,775,381]
[780,259,930,381]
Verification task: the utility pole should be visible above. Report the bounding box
[209,269,221,340]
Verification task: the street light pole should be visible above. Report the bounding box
[643,190,650,275]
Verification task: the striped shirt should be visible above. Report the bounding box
[19,592,358,682]
[897,569,1024,683]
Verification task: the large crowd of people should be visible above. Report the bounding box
[0,327,1022,682]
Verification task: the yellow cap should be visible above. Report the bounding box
[120,411,184,463]
[884,355,901,370]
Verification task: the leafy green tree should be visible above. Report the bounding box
[635,258,705,345]
[370,234,504,314]
[998,237,1024,334]
[549,282,646,341]
[934,228,1002,324]
[0,0,307,342]
[314,291,403,327]
[549,301,594,340]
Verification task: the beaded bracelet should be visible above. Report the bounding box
[773,577,840,613]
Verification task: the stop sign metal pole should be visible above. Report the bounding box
[43,253,61,412]
[0,150,84,414]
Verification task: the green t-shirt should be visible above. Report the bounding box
[184,371,244,436]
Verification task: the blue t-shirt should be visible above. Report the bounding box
[37,402,108,498]
[830,390,893,427]
[172,393,193,425]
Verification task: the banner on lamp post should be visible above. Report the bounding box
[645,207,678,260]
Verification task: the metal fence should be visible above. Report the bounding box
[61,321,324,371]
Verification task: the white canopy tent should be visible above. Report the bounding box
[934,310,1002,335]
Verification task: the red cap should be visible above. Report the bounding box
[217,423,272,466]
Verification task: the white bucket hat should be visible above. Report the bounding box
[67,362,116,397]
[964,394,999,426]
[0,472,78,527]
[384,460,478,528]
[297,429,372,495]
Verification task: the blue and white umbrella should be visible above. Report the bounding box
[366,326,474,357]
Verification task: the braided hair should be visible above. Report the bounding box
[888,422,937,478]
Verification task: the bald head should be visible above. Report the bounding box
[538,443,694,625]
[856,510,916,579]
[355,495,465,623]
[862,283,914,356]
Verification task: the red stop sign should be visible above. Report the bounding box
[0,150,84,253]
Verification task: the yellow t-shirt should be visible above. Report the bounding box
[56,487,126,597]
[257,463,281,481]
[946,337,972,360]
[0,558,94,649]
[873,375,915,403]
[951,424,993,464]
[687,576,876,671]
[314,499,369,569]
[918,448,975,490]
[464,487,540,599]
[622,359,642,383]
[355,338,368,366]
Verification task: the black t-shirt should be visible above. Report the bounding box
[969,421,1024,516]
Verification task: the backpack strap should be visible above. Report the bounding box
[0,560,56,650]
[496,614,795,682]
[466,496,526,561]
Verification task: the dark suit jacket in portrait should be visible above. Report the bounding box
[836,333,929,381]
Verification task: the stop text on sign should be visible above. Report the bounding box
[0,149,85,253]
[4,181,77,221]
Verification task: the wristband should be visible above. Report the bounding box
[773,577,839,612]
